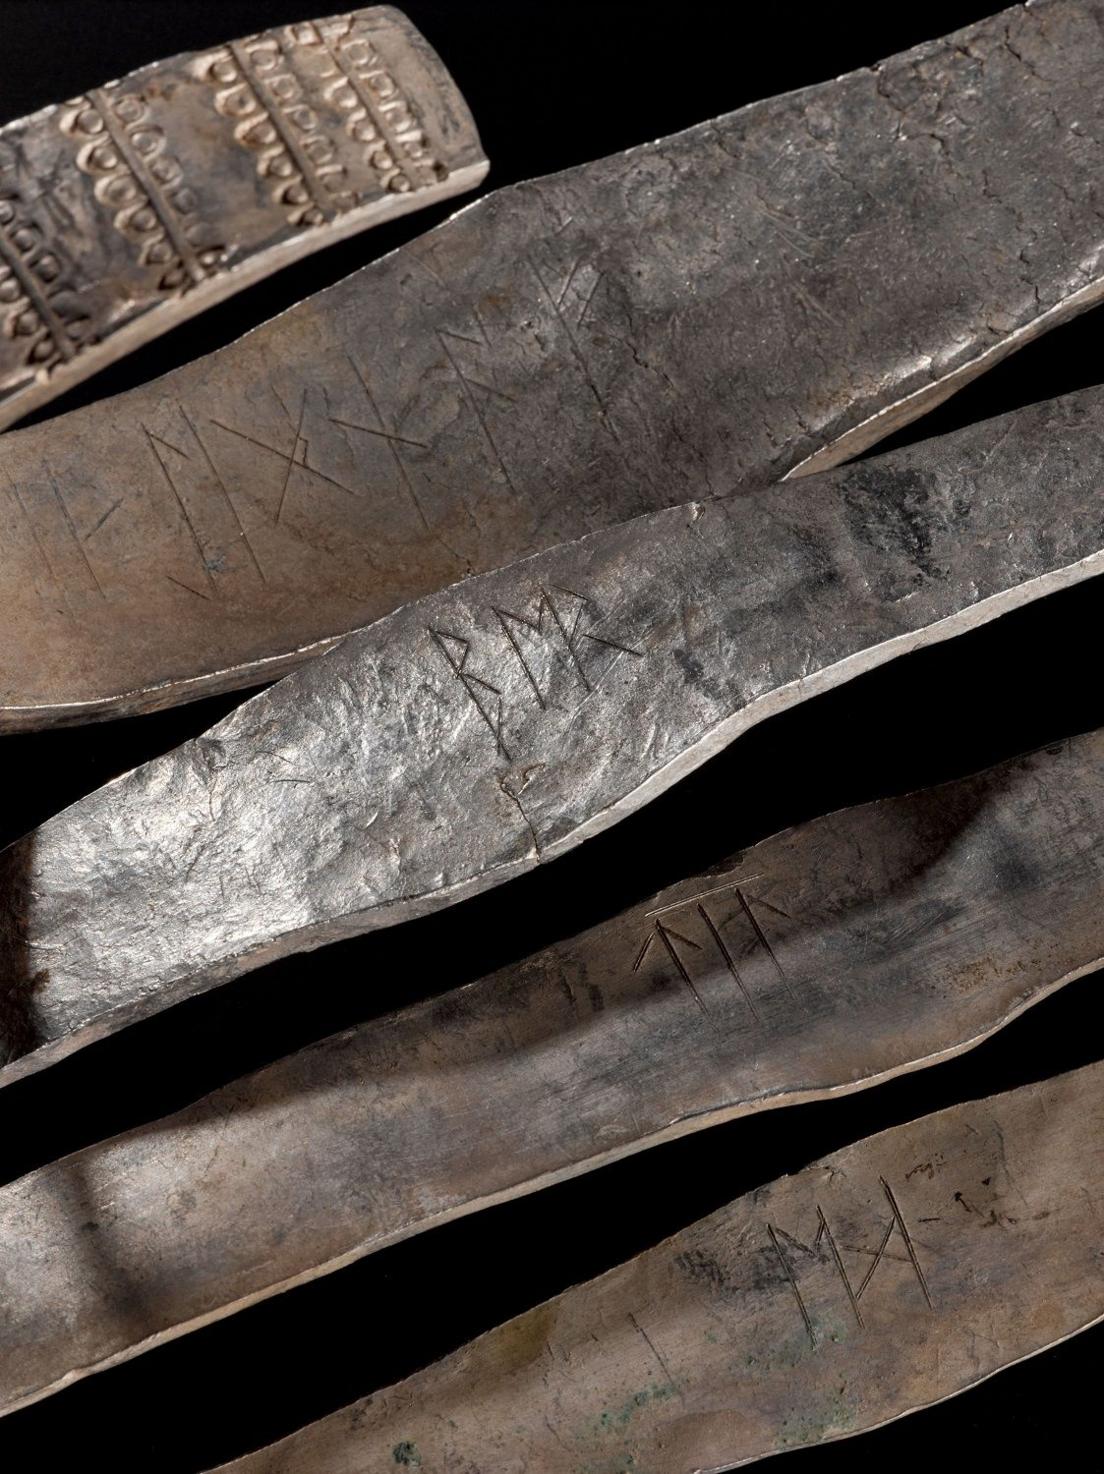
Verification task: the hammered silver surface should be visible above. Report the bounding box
[0,729,1099,1415]
[0,386,1101,1084]
[2,0,1103,725]
[213,1062,1104,1471]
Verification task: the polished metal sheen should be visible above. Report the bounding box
[2,0,1103,727]
[1,387,1102,1086]
[210,1061,1104,1471]
[0,7,486,428]
[0,730,1099,1415]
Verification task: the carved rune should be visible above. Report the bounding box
[768,1178,935,1347]
[431,585,643,758]
[493,586,642,707]
[430,628,510,759]
[634,881,789,1021]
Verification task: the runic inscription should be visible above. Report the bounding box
[765,1178,934,1347]
[633,880,790,1021]
[431,587,644,759]
[431,628,509,757]
[436,317,518,495]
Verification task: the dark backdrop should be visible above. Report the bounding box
[0,2,1101,1468]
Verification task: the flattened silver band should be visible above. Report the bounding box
[1,384,1101,1086]
[211,1061,1104,1472]
[0,728,1099,1418]
[0,0,1101,728]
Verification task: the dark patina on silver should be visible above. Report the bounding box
[210,1062,1104,1471]
[1,0,1102,727]
[0,386,1101,1086]
[0,729,1099,1416]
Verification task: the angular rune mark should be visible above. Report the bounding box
[276,393,308,524]
[866,1178,934,1309]
[85,498,123,540]
[164,573,212,601]
[46,468,106,601]
[634,918,709,1016]
[734,886,787,984]
[3,465,67,610]
[627,1312,680,1396]
[634,903,759,1022]
[141,409,266,589]
[436,322,519,495]
[768,1178,934,1347]
[634,877,779,1022]
[528,254,617,440]
[493,585,643,709]
[655,920,710,1017]
[430,628,510,759]
[555,254,605,325]
[767,1222,816,1345]
[179,406,266,583]
[331,357,427,449]
[332,354,430,531]
[431,586,643,758]
[143,422,217,598]
[211,390,359,522]
[694,902,761,1022]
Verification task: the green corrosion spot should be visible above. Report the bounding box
[594,1382,678,1434]
[392,1441,422,1467]
[580,1456,642,1474]
[777,1387,856,1449]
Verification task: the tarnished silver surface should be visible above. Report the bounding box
[1,387,1102,1086]
[212,1059,1104,1472]
[0,730,1099,1416]
[3,0,1104,728]
[0,8,485,430]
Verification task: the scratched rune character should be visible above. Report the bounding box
[431,585,643,760]
[766,1178,934,1347]
[633,880,792,1021]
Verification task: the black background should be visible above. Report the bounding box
[1,2,1103,1468]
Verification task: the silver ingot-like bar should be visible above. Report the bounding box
[210,1059,1104,1471]
[0,728,1099,1415]
[0,386,1102,1086]
[0,7,487,428]
[2,0,1104,728]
